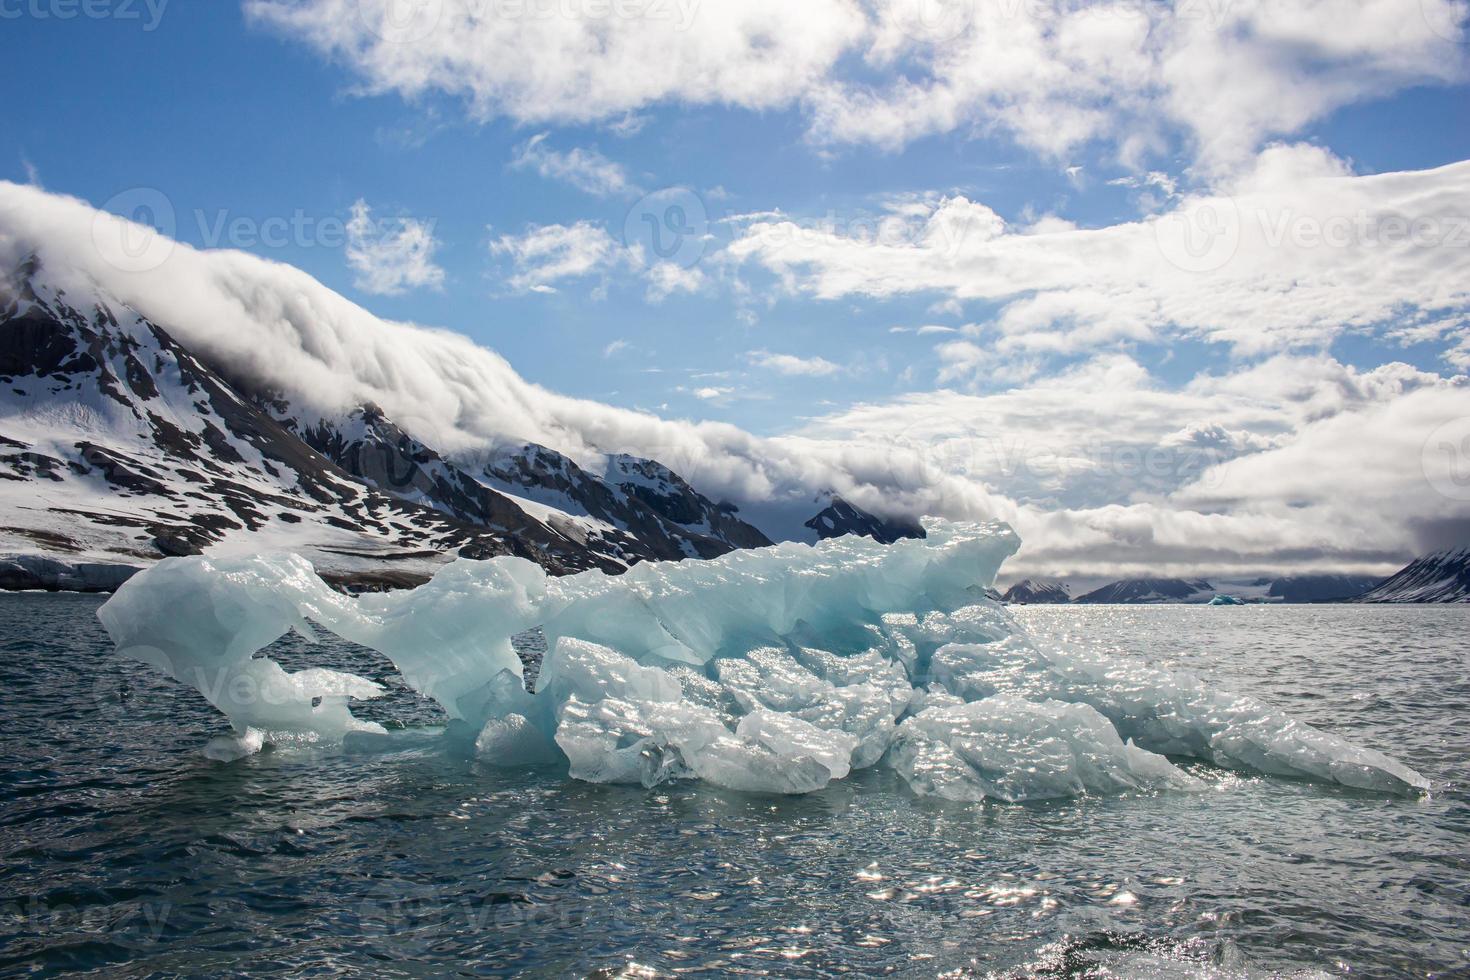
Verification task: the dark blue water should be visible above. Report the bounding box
[1,595,1466,977]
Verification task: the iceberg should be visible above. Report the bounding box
[96,519,1430,799]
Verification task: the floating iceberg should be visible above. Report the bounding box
[97,520,1429,799]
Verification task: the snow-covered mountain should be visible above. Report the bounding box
[1073,578,1216,604]
[476,443,772,560]
[1354,550,1470,603]
[0,258,772,589]
[804,493,926,545]
[1000,579,1072,604]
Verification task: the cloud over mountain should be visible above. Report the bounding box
[3,179,1468,579]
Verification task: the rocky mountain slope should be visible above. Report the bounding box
[0,258,772,589]
[1354,550,1470,603]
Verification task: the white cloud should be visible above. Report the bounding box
[1390,314,1470,373]
[812,352,1444,510]
[891,324,959,336]
[934,339,1040,387]
[602,339,630,358]
[345,199,445,296]
[605,113,649,138]
[490,221,711,301]
[729,145,1470,362]
[821,0,1466,172]
[644,261,705,302]
[748,350,842,377]
[805,351,1468,574]
[510,133,637,197]
[489,220,632,292]
[247,0,1467,171]
[245,0,866,124]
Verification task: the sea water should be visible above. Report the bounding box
[1,596,1466,976]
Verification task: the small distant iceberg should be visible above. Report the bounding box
[1209,594,1247,606]
[97,520,1429,800]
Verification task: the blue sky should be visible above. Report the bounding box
[3,0,1470,575]
[8,0,1466,430]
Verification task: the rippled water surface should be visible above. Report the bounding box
[2,597,1467,977]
